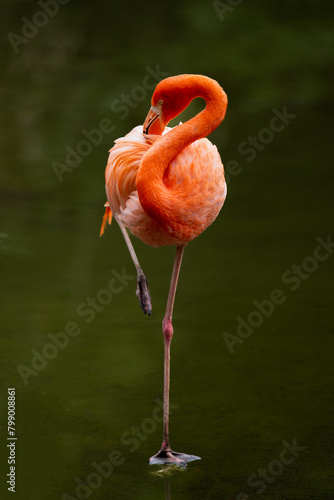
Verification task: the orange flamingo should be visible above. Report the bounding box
[101,74,228,465]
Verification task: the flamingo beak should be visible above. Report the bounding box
[143,105,164,135]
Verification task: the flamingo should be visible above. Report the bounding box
[100,74,228,465]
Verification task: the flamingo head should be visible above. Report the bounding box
[143,75,197,135]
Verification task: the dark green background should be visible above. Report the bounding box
[1,1,334,499]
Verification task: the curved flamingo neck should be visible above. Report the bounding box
[136,76,227,240]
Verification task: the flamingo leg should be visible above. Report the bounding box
[114,214,152,315]
[149,244,201,465]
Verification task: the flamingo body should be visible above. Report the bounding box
[103,123,226,247]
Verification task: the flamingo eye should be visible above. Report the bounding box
[157,99,163,106]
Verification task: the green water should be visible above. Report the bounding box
[1,1,334,499]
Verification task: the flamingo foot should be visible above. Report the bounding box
[136,273,152,315]
[149,449,201,466]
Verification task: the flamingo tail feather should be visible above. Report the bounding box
[100,205,112,237]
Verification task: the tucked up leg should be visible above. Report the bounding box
[114,214,152,315]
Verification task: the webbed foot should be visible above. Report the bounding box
[136,273,152,315]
